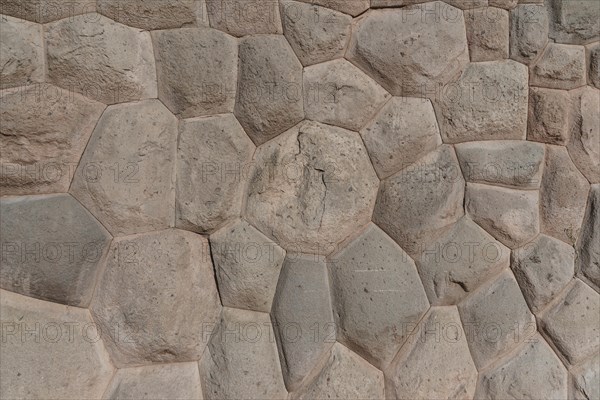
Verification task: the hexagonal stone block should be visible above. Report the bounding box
[0,290,114,399]
[509,4,549,65]
[373,145,464,257]
[206,0,282,36]
[97,0,203,30]
[547,0,600,45]
[567,86,600,183]
[0,0,93,23]
[0,194,110,307]
[347,2,469,97]
[245,121,378,255]
[176,114,255,234]
[435,60,528,143]
[570,353,600,400]
[360,97,441,179]
[588,42,600,88]
[576,185,600,291]
[295,0,369,16]
[152,28,238,118]
[329,224,429,368]
[0,15,44,89]
[200,308,287,400]
[0,84,105,195]
[235,35,304,145]
[465,7,509,62]
[210,219,285,312]
[385,306,477,400]
[303,59,390,132]
[90,229,221,366]
[530,43,587,90]
[527,87,571,145]
[70,100,178,237]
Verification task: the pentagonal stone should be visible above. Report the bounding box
[547,0,600,45]
[97,0,203,30]
[0,0,93,23]
[206,0,282,36]
[210,219,285,312]
[0,15,44,89]
[539,279,600,365]
[294,343,385,400]
[245,121,378,255]
[509,4,549,65]
[90,229,221,366]
[235,35,304,145]
[271,254,335,390]
[417,217,510,306]
[465,7,509,62]
[280,0,351,66]
[329,224,429,368]
[568,86,600,183]
[176,115,255,235]
[540,145,590,245]
[475,335,568,399]
[530,43,587,90]
[455,140,545,189]
[373,145,464,257]
[347,3,469,97]
[466,183,539,248]
[200,308,287,400]
[295,0,368,16]
[0,84,105,195]
[303,59,390,131]
[435,60,528,143]
[70,100,177,237]
[45,13,156,105]
[527,87,571,145]
[588,42,600,88]
[386,307,477,400]
[0,290,114,399]
[0,194,110,307]
[511,234,575,313]
[576,185,600,291]
[571,353,600,400]
[360,97,441,179]
[152,28,238,118]
[103,363,202,400]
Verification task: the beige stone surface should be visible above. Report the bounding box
[547,0,600,45]
[528,87,571,145]
[588,42,600,88]
[0,15,44,89]
[530,43,587,90]
[295,0,369,16]
[465,7,509,62]
[0,0,94,23]
[570,353,600,400]
[206,0,282,36]
[510,4,549,65]
[567,86,600,183]
[97,0,203,30]
[576,185,600,291]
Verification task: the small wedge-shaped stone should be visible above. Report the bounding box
[509,4,549,65]
[530,43,587,90]
[91,229,221,366]
[0,15,44,88]
[539,279,600,365]
[568,86,600,183]
[0,84,105,195]
[295,0,369,16]
[360,97,441,179]
[152,28,238,118]
[97,0,201,30]
[0,0,93,23]
[210,219,285,312]
[571,353,600,400]
[512,234,575,313]
[45,14,156,104]
[465,7,509,62]
[0,194,110,307]
[527,87,571,145]
[200,308,287,400]
[206,0,282,36]
[70,100,177,237]
[435,60,528,143]
[466,183,539,248]
[576,185,600,291]
[329,224,429,368]
[0,290,114,399]
[303,59,390,131]
[547,0,600,45]
[235,35,304,145]
[455,140,545,189]
[386,307,477,400]
[588,42,600,88]
[176,114,255,234]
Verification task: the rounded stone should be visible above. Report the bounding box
[0,15,44,89]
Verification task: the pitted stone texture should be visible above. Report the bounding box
[386,307,477,400]
[0,0,93,23]
[303,59,390,132]
[511,234,575,313]
[90,229,221,366]
[206,0,282,36]
[455,140,545,189]
[576,185,600,291]
[295,0,368,16]
[245,121,378,255]
[530,43,587,90]
[70,100,177,237]
[210,219,285,312]
[0,84,105,195]
[0,290,114,400]
[571,353,600,400]
[235,35,304,145]
[45,14,157,104]
[466,183,539,249]
[527,87,571,145]
[271,255,335,390]
[97,0,202,30]
[509,4,549,65]
[152,28,237,119]
[200,308,287,400]
[176,114,255,234]
[588,42,600,88]
[103,363,202,400]
[540,145,590,245]
[360,97,441,179]
[465,7,509,62]
[475,335,568,399]
[0,194,110,307]
[489,0,517,9]
[373,145,465,257]
[328,224,429,368]
[417,217,510,306]
[0,15,44,89]
[293,343,385,400]
[347,3,469,97]
[567,86,600,183]
[548,0,600,45]
[540,279,600,365]
[435,60,529,143]
[280,0,351,66]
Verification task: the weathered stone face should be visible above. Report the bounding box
[576,185,600,291]
[588,42,600,88]
[97,0,203,30]
[295,0,369,16]
[0,15,44,89]
[547,0,600,45]
[530,43,587,90]
[465,7,509,62]
[0,0,94,23]
[568,86,600,183]
[510,4,549,65]
[570,353,600,400]
[206,0,282,36]
[528,87,571,145]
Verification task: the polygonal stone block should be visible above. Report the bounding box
[295,0,369,16]
[97,0,203,30]
[567,86,600,183]
[576,185,600,291]
[0,15,44,89]
[530,43,587,90]
[509,4,549,65]
[0,0,93,23]
[206,0,282,36]
[570,353,600,400]
[588,42,600,88]
[527,87,571,145]
[465,7,509,62]
[547,0,600,45]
